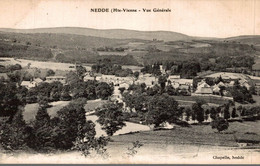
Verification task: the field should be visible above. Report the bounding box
[105,120,260,163]
[172,95,231,106]
[1,120,259,164]
[23,99,107,123]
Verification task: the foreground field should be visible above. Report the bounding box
[1,121,259,164]
[111,121,260,147]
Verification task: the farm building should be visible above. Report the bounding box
[195,81,213,94]
[20,78,43,89]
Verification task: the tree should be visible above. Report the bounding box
[27,63,31,69]
[54,98,88,149]
[0,82,23,119]
[37,95,50,109]
[145,94,182,127]
[158,75,167,91]
[49,81,63,101]
[0,110,32,150]
[166,85,177,96]
[7,71,22,83]
[181,61,201,78]
[223,104,230,120]
[95,82,113,100]
[192,101,204,123]
[205,109,210,121]
[60,90,72,101]
[8,64,22,71]
[133,71,140,79]
[32,106,54,151]
[184,107,192,121]
[210,107,217,120]
[211,117,229,133]
[76,65,87,80]
[47,69,55,77]
[231,108,237,118]
[96,102,126,136]
[231,81,254,104]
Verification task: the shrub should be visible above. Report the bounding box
[211,117,229,133]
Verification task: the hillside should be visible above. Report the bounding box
[224,35,260,45]
[0,27,259,66]
[0,27,194,42]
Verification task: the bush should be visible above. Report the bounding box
[211,117,229,133]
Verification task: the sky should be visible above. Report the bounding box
[0,0,259,37]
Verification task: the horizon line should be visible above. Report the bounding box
[0,26,259,39]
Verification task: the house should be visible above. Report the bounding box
[212,86,220,94]
[136,74,157,87]
[239,80,250,90]
[99,75,134,85]
[34,78,43,84]
[171,82,180,89]
[228,81,235,87]
[21,81,37,89]
[169,78,193,86]
[195,81,213,94]
[84,75,95,81]
[46,76,66,84]
[20,78,43,89]
[168,75,181,80]
[217,81,226,87]
[119,82,130,89]
[168,77,193,92]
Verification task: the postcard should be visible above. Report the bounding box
[0,0,259,164]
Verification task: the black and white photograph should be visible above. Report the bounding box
[0,0,259,164]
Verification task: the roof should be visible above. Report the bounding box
[217,81,225,87]
[168,75,181,79]
[21,81,36,88]
[198,81,210,88]
[229,81,235,86]
[46,76,66,79]
[21,81,31,86]
[170,79,193,85]
[213,86,220,92]
[34,78,43,83]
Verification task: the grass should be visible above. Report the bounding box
[111,120,260,147]
[23,99,107,123]
[172,95,231,105]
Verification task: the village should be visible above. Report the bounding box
[1,57,258,126]
[16,62,253,102]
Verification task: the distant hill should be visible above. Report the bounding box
[0,27,259,66]
[0,27,194,41]
[224,35,260,45]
